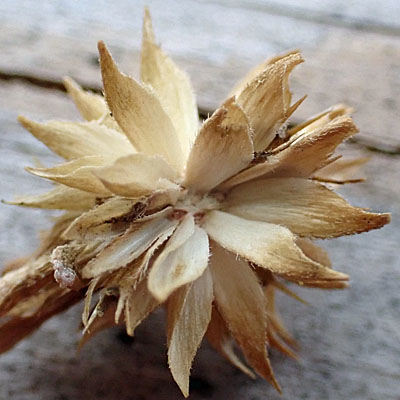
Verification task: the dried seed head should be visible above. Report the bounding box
[1,8,390,398]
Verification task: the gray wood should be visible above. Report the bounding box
[209,0,400,33]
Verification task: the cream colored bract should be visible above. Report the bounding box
[1,9,390,397]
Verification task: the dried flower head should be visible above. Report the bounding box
[1,9,390,396]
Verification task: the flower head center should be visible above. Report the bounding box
[170,190,220,224]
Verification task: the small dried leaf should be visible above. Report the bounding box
[79,300,118,349]
[82,277,100,327]
[124,278,160,336]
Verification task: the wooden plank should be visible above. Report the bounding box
[210,0,400,33]
[0,0,399,148]
[0,81,399,399]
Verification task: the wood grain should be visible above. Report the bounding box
[0,1,399,399]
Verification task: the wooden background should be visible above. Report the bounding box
[0,1,399,399]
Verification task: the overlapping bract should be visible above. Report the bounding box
[2,9,390,397]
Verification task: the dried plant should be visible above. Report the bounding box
[1,9,390,396]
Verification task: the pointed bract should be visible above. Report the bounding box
[167,269,213,397]
[98,41,185,173]
[184,97,253,192]
[148,215,209,301]
[209,244,281,392]
[63,77,109,122]
[206,307,256,378]
[26,155,113,195]
[18,116,135,160]
[230,50,302,98]
[220,115,359,189]
[313,157,369,184]
[8,185,97,211]
[236,51,303,152]
[124,279,159,336]
[141,9,199,159]
[94,154,180,198]
[224,178,390,238]
[82,214,178,279]
[204,211,349,284]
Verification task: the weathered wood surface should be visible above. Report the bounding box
[0,1,399,399]
[1,0,399,150]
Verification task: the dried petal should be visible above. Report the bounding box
[287,103,353,137]
[98,41,185,173]
[148,215,209,301]
[26,156,113,195]
[224,178,390,238]
[141,8,198,158]
[204,211,348,283]
[220,115,358,189]
[82,214,178,279]
[8,185,97,211]
[167,269,213,396]
[236,51,303,151]
[64,197,141,240]
[206,307,255,378]
[295,238,331,267]
[124,278,159,336]
[266,116,359,178]
[63,77,109,122]
[313,157,369,184]
[94,154,180,198]
[18,116,135,160]
[184,97,253,192]
[209,244,280,392]
[230,50,302,98]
